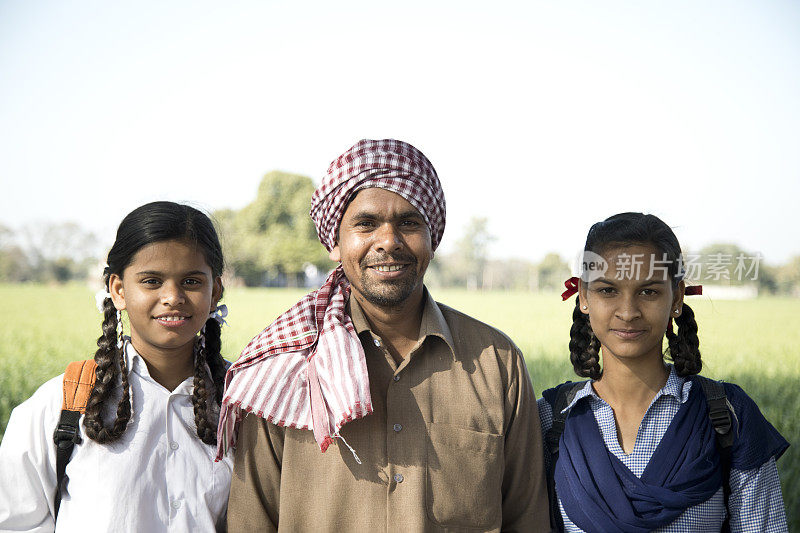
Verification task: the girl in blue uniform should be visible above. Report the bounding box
[539,212,789,532]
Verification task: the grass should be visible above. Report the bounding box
[1,283,798,529]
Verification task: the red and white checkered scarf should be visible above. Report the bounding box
[217,139,445,459]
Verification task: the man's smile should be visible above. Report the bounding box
[370,264,406,272]
[365,262,412,280]
[361,253,417,278]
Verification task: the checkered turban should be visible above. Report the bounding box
[310,139,446,252]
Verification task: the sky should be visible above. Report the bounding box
[1,0,799,265]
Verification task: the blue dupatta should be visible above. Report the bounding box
[550,377,789,533]
[555,382,719,532]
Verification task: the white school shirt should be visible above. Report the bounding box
[0,342,233,532]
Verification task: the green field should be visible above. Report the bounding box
[1,284,798,528]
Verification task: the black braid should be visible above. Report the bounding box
[83,289,132,443]
[192,318,225,445]
[666,303,702,376]
[569,299,602,379]
[203,318,227,397]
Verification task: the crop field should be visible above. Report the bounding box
[1,283,798,528]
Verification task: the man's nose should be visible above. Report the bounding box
[374,223,403,253]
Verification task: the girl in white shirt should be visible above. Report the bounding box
[0,201,233,532]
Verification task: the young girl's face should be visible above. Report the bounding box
[109,239,223,359]
[579,243,684,365]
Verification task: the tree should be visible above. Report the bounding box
[691,243,760,285]
[775,255,800,296]
[483,258,537,290]
[21,222,98,264]
[534,253,571,291]
[5,222,100,283]
[449,217,495,290]
[0,225,31,282]
[216,171,333,286]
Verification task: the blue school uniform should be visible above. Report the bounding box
[538,365,789,532]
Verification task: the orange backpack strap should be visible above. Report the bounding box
[54,360,97,519]
[62,360,97,413]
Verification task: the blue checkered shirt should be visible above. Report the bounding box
[537,365,788,532]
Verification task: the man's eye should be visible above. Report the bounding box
[184,278,202,286]
[597,287,615,295]
[142,279,161,286]
[400,220,420,227]
[641,288,659,296]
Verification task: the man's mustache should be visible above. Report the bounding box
[360,253,418,268]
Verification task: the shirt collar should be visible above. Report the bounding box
[122,337,195,395]
[561,381,596,413]
[123,337,147,376]
[663,364,692,403]
[561,364,692,414]
[347,294,370,334]
[348,287,456,358]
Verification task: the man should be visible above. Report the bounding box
[218,139,549,532]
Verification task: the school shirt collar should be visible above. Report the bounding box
[121,337,195,395]
[348,286,457,359]
[560,363,693,414]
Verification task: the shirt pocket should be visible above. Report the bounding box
[426,422,503,530]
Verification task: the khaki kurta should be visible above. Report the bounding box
[227,290,550,532]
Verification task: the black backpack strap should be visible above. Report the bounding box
[53,409,82,519]
[545,381,586,532]
[696,375,735,448]
[544,382,581,457]
[52,360,96,519]
[695,375,734,533]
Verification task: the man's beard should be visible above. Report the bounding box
[357,253,420,308]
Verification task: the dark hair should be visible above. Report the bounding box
[84,201,226,445]
[569,212,701,379]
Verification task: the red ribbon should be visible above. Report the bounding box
[684,285,703,296]
[561,277,580,301]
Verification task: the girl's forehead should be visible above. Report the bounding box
[127,240,210,271]
[601,243,661,263]
[598,243,671,282]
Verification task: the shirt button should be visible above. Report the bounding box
[393,375,400,382]
[171,500,181,510]
[393,473,404,483]
[170,442,179,450]
[393,423,402,432]
[373,338,381,347]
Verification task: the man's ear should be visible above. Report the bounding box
[329,245,341,262]
[108,274,126,311]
